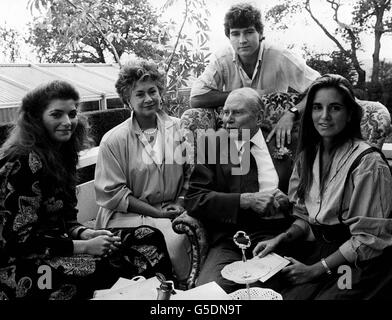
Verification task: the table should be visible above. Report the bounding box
[92,277,231,300]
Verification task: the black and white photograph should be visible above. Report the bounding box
[0,0,391,311]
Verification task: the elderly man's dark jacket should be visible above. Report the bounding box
[185,128,296,245]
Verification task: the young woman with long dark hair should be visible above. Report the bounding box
[0,80,172,299]
[253,74,392,299]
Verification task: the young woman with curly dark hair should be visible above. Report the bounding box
[0,80,172,299]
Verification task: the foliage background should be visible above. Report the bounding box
[0,0,391,116]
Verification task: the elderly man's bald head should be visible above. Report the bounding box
[225,88,263,118]
[222,88,264,139]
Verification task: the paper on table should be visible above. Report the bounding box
[171,281,231,300]
[248,253,290,283]
[110,276,146,290]
[92,276,161,300]
[93,289,111,298]
[92,276,146,298]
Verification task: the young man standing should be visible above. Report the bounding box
[190,3,320,146]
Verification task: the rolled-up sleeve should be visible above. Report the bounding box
[281,50,320,93]
[339,154,392,264]
[190,54,224,97]
[94,139,132,213]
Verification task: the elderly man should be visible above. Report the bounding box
[185,88,295,293]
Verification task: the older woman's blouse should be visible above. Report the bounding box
[289,140,392,264]
[94,110,189,227]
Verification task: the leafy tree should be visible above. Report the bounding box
[354,0,392,83]
[159,0,211,117]
[27,0,211,82]
[161,0,211,91]
[27,0,167,64]
[379,59,392,80]
[28,0,212,117]
[375,60,392,109]
[305,49,357,83]
[266,0,392,88]
[0,25,21,62]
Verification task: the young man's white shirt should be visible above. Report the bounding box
[191,40,320,98]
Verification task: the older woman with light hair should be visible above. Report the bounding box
[94,59,191,282]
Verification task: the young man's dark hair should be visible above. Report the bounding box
[223,3,264,37]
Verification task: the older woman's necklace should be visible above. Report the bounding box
[143,127,158,135]
[142,127,158,144]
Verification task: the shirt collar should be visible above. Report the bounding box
[232,41,264,65]
[235,128,263,150]
[250,128,264,150]
[131,109,175,135]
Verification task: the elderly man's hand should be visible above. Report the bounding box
[250,191,276,216]
[240,190,282,216]
[266,111,295,148]
[240,189,289,217]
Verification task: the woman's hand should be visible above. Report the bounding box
[84,234,121,257]
[79,228,114,240]
[160,203,185,219]
[281,257,322,285]
[252,233,285,257]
